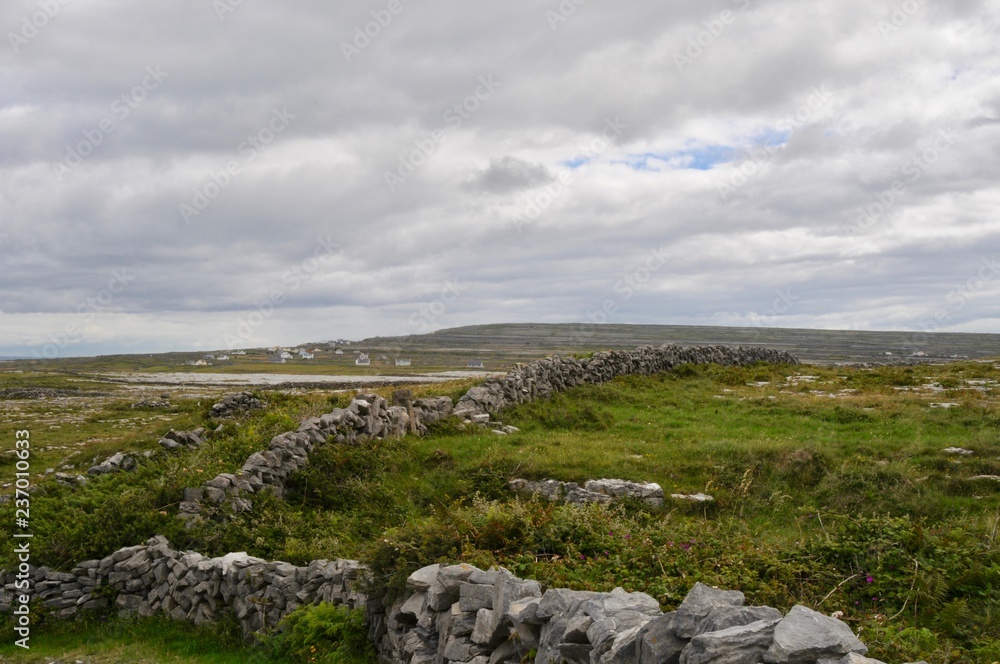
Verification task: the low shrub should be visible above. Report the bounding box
[267,604,375,664]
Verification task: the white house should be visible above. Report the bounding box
[395,358,412,366]
[232,350,247,356]
[281,351,294,360]
[467,359,485,369]
[217,355,230,361]
[335,349,344,355]
[355,353,371,366]
[300,352,315,360]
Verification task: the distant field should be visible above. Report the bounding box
[5,323,1000,379]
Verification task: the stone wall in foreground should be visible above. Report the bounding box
[0,536,365,634]
[1,537,907,664]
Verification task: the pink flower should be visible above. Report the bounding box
[866,576,874,584]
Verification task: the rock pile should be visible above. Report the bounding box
[158,428,206,451]
[210,391,267,418]
[130,394,171,408]
[53,472,88,487]
[87,451,138,476]
[509,478,665,507]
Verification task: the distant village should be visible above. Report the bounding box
[183,341,488,370]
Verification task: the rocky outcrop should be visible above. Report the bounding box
[158,428,206,451]
[210,391,267,418]
[87,451,138,476]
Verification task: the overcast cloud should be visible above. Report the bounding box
[1,0,999,356]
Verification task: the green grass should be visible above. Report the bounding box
[2,361,999,662]
[0,615,276,663]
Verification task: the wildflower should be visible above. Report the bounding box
[580,554,586,560]
[866,575,874,583]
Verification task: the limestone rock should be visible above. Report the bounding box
[637,612,686,664]
[672,583,745,639]
[764,605,867,663]
[680,617,781,664]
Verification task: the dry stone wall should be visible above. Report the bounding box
[0,536,365,636]
[2,539,912,664]
[181,344,797,519]
[455,344,797,416]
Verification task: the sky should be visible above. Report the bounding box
[2,0,999,358]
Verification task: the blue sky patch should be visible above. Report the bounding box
[616,145,736,172]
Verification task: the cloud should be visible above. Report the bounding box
[464,156,554,193]
[1,0,999,356]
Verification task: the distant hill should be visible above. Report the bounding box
[348,323,1000,365]
[6,324,999,373]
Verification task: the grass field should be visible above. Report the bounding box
[1,357,998,662]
